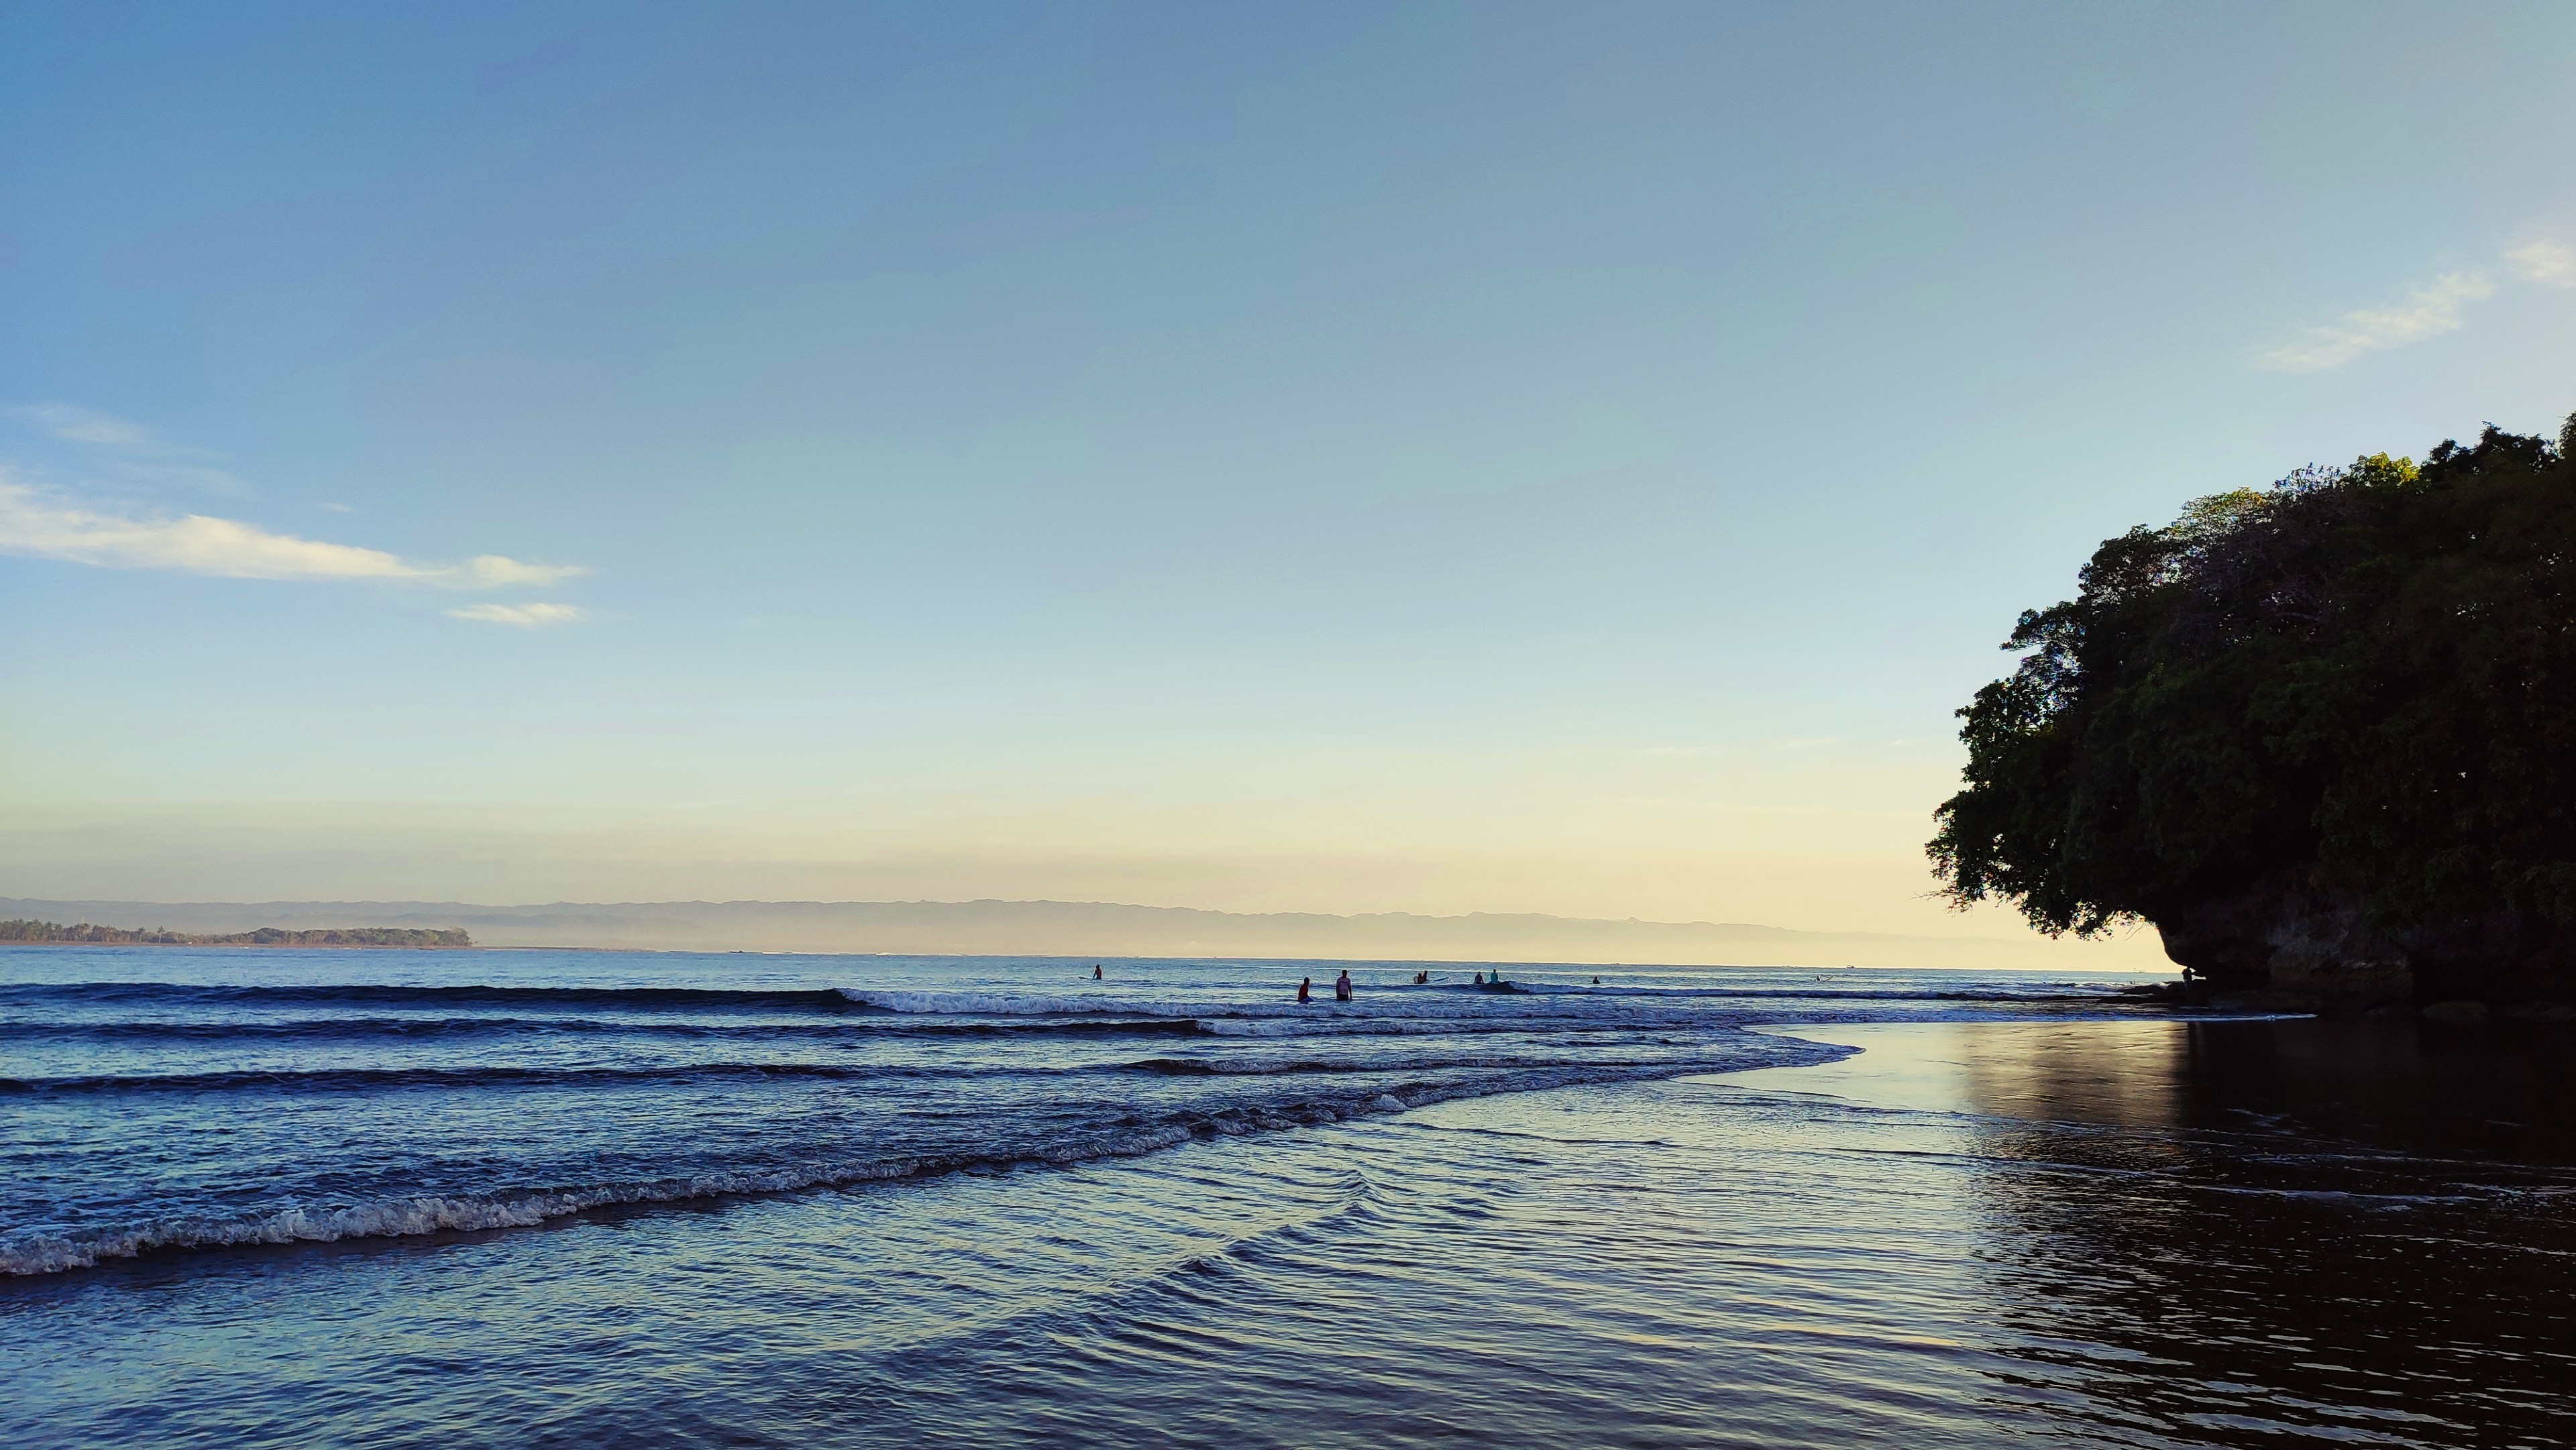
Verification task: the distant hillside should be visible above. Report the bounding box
[0,897,2166,970]
[0,919,472,948]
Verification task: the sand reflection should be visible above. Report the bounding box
[1744,1015,2576,1446]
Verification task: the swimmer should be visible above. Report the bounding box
[1297,976,1311,1003]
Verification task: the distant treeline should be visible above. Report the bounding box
[0,921,474,948]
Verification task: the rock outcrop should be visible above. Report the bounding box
[2151,875,2569,1011]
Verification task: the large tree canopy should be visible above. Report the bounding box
[1931,415,2576,943]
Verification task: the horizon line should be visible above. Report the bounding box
[0,891,2112,948]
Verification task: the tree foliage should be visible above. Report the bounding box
[1931,415,2576,938]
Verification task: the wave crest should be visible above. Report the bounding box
[0,1042,1847,1276]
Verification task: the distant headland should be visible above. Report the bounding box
[0,920,473,949]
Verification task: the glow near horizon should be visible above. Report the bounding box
[2,3,2572,960]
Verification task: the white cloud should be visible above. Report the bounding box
[2507,239,2576,288]
[2255,272,2495,372]
[0,480,425,580]
[0,478,584,588]
[448,602,587,626]
[462,553,585,587]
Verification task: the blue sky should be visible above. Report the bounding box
[3,2,2573,948]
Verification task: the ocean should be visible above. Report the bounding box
[5,948,2573,1447]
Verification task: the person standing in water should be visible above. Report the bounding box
[1297,977,1311,1003]
[1093,965,1103,980]
[1334,969,1352,1002]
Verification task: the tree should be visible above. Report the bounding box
[1929,415,2576,997]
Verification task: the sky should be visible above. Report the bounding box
[3,2,2573,955]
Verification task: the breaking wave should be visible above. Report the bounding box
[0,1047,1839,1276]
[0,1015,1216,1045]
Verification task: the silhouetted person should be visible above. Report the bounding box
[1297,977,1311,1003]
[1334,970,1352,1002]
[1473,972,1484,985]
[1093,965,1103,980]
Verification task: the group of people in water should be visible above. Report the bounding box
[1088,962,1604,1001]
[1289,967,1602,1000]
[1293,970,1356,1003]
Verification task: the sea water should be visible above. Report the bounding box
[4,948,2572,1447]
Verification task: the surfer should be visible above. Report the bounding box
[1297,977,1311,1003]
[1473,972,1484,985]
[1093,965,1103,980]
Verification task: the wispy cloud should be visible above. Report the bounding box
[448,602,588,626]
[0,477,584,588]
[2508,239,2576,288]
[9,401,245,495]
[3,404,589,626]
[2254,271,2494,373]
[15,402,162,449]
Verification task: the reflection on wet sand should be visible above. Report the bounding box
[1743,1017,2576,1447]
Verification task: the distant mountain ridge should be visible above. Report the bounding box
[0,896,2166,970]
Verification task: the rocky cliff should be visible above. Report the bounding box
[2152,875,2569,1011]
